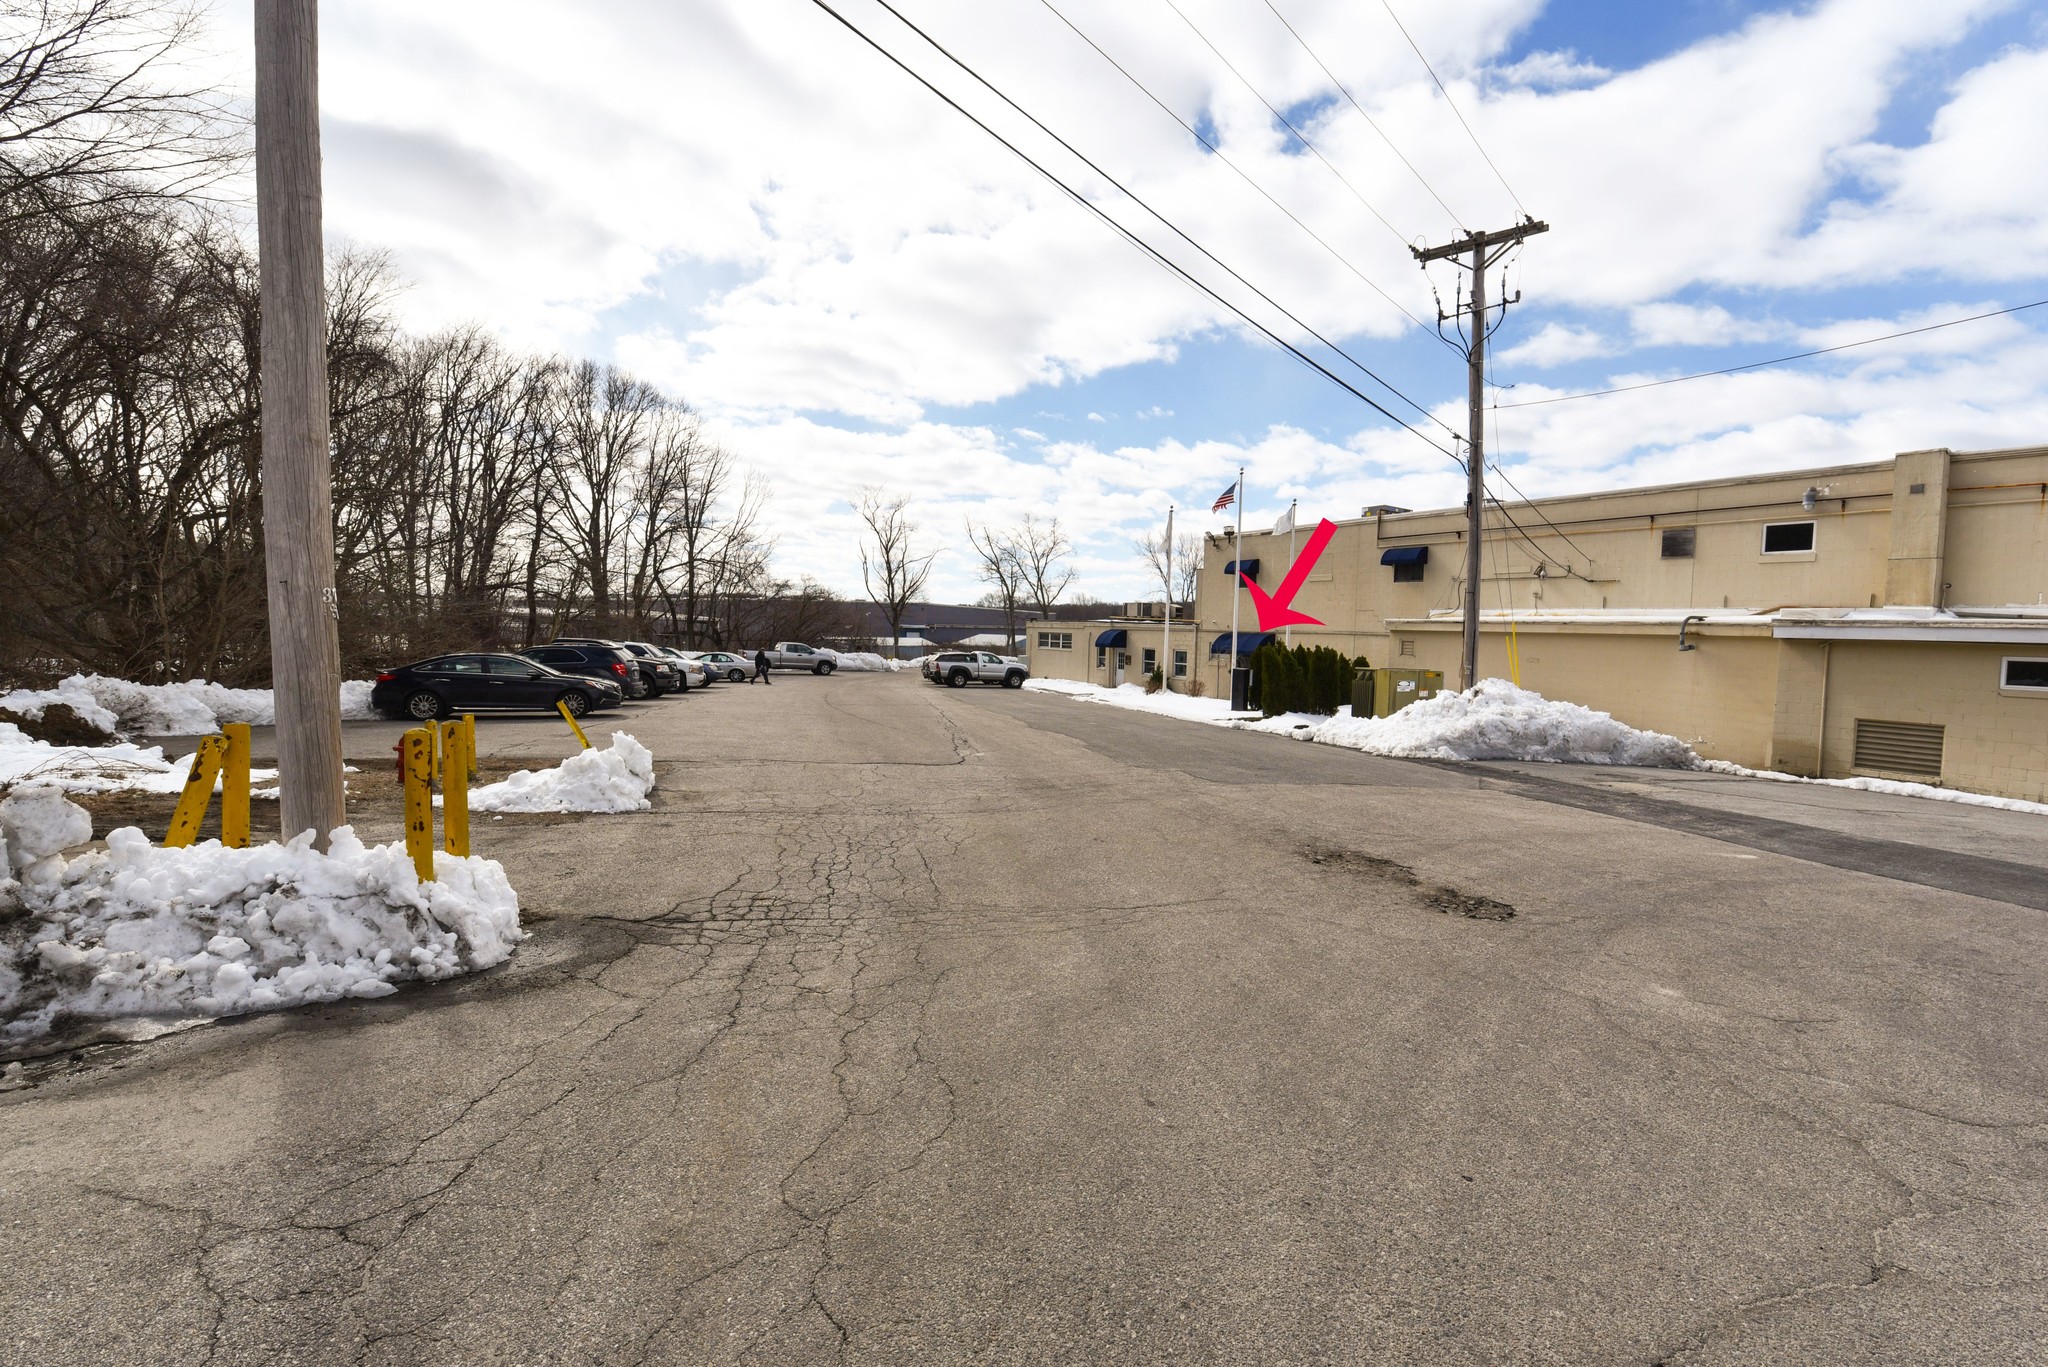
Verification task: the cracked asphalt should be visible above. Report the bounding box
[4,673,2045,1364]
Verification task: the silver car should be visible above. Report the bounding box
[682,650,752,683]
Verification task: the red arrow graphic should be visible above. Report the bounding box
[1241,518,1337,630]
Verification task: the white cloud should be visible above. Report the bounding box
[1491,49,1611,89]
[1497,322,1615,367]
[1628,303,1785,348]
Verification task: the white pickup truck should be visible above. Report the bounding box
[921,650,1030,689]
[750,642,838,675]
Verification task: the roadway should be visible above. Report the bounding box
[4,672,2043,1364]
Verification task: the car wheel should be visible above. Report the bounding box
[1003,672,1025,688]
[405,690,445,720]
[558,690,591,718]
[675,673,690,693]
[947,670,968,688]
[814,662,834,675]
[728,668,746,682]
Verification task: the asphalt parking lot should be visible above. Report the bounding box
[5,671,2044,1364]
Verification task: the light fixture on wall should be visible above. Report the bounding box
[1802,487,1817,511]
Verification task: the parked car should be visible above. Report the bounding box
[520,642,646,698]
[609,640,687,695]
[681,650,752,682]
[372,653,619,720]
[655,647,718,687]
[750,642,836,675]
[922,651,1030,688]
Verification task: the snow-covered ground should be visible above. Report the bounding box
[0,675,378,737]
[461,733,657,814]
[1,788,523,1042]
[1022,678,2048,814]
[0,721,279,796]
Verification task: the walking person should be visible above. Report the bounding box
[752,648,772,685]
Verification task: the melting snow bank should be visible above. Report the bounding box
[0,721,278,796]
[463,732,656,813]
[1,792,523,1042]
[821,650,909,672]
[1698,761,2048,816]
[1025,677,2048,812]
[0,675,378,737]
[1026,677,1698,766]
[1274,680,1699,767]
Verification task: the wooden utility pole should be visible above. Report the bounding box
[256,0,346,848]
[1412,217,1548,692]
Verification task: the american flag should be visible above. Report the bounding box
[1211,484,1236,514]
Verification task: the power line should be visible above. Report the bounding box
[865,0,1458,440]
[1378,0,1526,216]
[1036,0,1453,347]
[1159,0,1411,247]
[799,0,1461,461]
[1496,298,2048,409]
[1259,0,1465,231]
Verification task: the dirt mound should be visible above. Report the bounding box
[0,703,111,747]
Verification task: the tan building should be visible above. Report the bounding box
[1027,445,2048,802]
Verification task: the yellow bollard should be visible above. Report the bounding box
[462,713,478,783]
[438,718,469,857]
[220,722,252,849]
[400,727,435,882]
[555,698,592,750]
[165,734,229,848]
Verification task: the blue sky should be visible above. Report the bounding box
[200,0,2048,599]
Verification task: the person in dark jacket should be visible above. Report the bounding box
[752,648,772,684]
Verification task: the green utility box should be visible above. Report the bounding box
[1352,667,1445,719]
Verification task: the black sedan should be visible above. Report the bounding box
[371,653,621,721]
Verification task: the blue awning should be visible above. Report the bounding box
[1094,629,1129,648]
[1380,546,1430,566]
[1223,558,1261,580]
[1209,631,1273,655]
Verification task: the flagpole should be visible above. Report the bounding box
[1230,467,1245,709]
[1284,497,1298,648]
[1162,505,1174,692]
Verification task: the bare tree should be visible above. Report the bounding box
[1015,514,1076,618]
[0,0,244,219]
[964,518,1025,650]
[1137,527,1201,610]
[855,488,935,657]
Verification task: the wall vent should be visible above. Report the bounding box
[1853,719,1944,778]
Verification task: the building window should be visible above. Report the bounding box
[1399,638,1416,657]
[1095,645,1106,667]
[1761,521,1816,554]
[2003,658,2048,693]
[1142,647,1157,675]
[1173,649,1188,677]
[1035,631,1071,650]
[1661,527,1696,558]
[1392,561,1425,583]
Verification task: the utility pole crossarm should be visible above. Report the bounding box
[1411,218,1549,265]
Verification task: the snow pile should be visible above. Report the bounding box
[2,798,524,1041]
[1304,679,1700,766]
[463,732,657,813]
[0,675,379,737]
[1025,677,1696,766]
[820,650,909,672]
[0,721,281,796]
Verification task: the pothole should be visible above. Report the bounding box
[1304,844,1518,922]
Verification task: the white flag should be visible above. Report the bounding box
[1273,502,1296,537]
